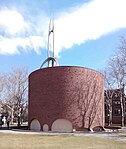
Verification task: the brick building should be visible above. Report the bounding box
[28,66,104,132]
[105,88,126,125]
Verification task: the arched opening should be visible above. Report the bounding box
[51,119,73,132]
[92,126,104,132]
[30,119,41,131]
[43,124,49,132]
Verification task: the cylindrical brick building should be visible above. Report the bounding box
[28,66,104,132]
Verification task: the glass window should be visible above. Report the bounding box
[114,109,121,115]
[114,101,120,106]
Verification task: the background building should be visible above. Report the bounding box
[105,88,126,126]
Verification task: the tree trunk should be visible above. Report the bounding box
[10,108,14,125]
[109,106,113,126]
[17,115,20,127]
[120,94,125,127]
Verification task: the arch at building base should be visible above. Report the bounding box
[43,124,49,132]
[51,119,73,132]
[30,119,41,131]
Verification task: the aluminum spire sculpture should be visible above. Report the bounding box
[40,18,58,68]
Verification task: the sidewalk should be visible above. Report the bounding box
[0,127,126,141]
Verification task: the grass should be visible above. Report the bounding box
[0,133,125,149]
[119,132,126,137]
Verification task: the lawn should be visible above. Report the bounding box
[0,133,125,149]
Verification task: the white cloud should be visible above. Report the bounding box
[0,8,27,35]
[0,8,49,55]
[0,36,46,55]
[0,0,126,56]
[54,0,126,56]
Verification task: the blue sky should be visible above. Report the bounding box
[0,0,126,73]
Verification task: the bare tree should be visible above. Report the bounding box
[3,67,28,125]
[102,69,115,126]
[104,89,115,126]
[0,73,5,100]
[0,73,6,116]
[103,36,126,126]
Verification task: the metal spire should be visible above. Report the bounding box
[47,18,54,57]
[47,17,54,67]
[40,17,58,69]
[52,17,54,57]
[47,19,51,58]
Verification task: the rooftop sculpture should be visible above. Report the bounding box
[40,18,57,68]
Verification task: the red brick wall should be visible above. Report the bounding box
[28,66,104,130]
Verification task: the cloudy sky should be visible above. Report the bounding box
[0,0,126,72]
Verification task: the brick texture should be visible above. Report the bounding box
[28,66,104,130]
